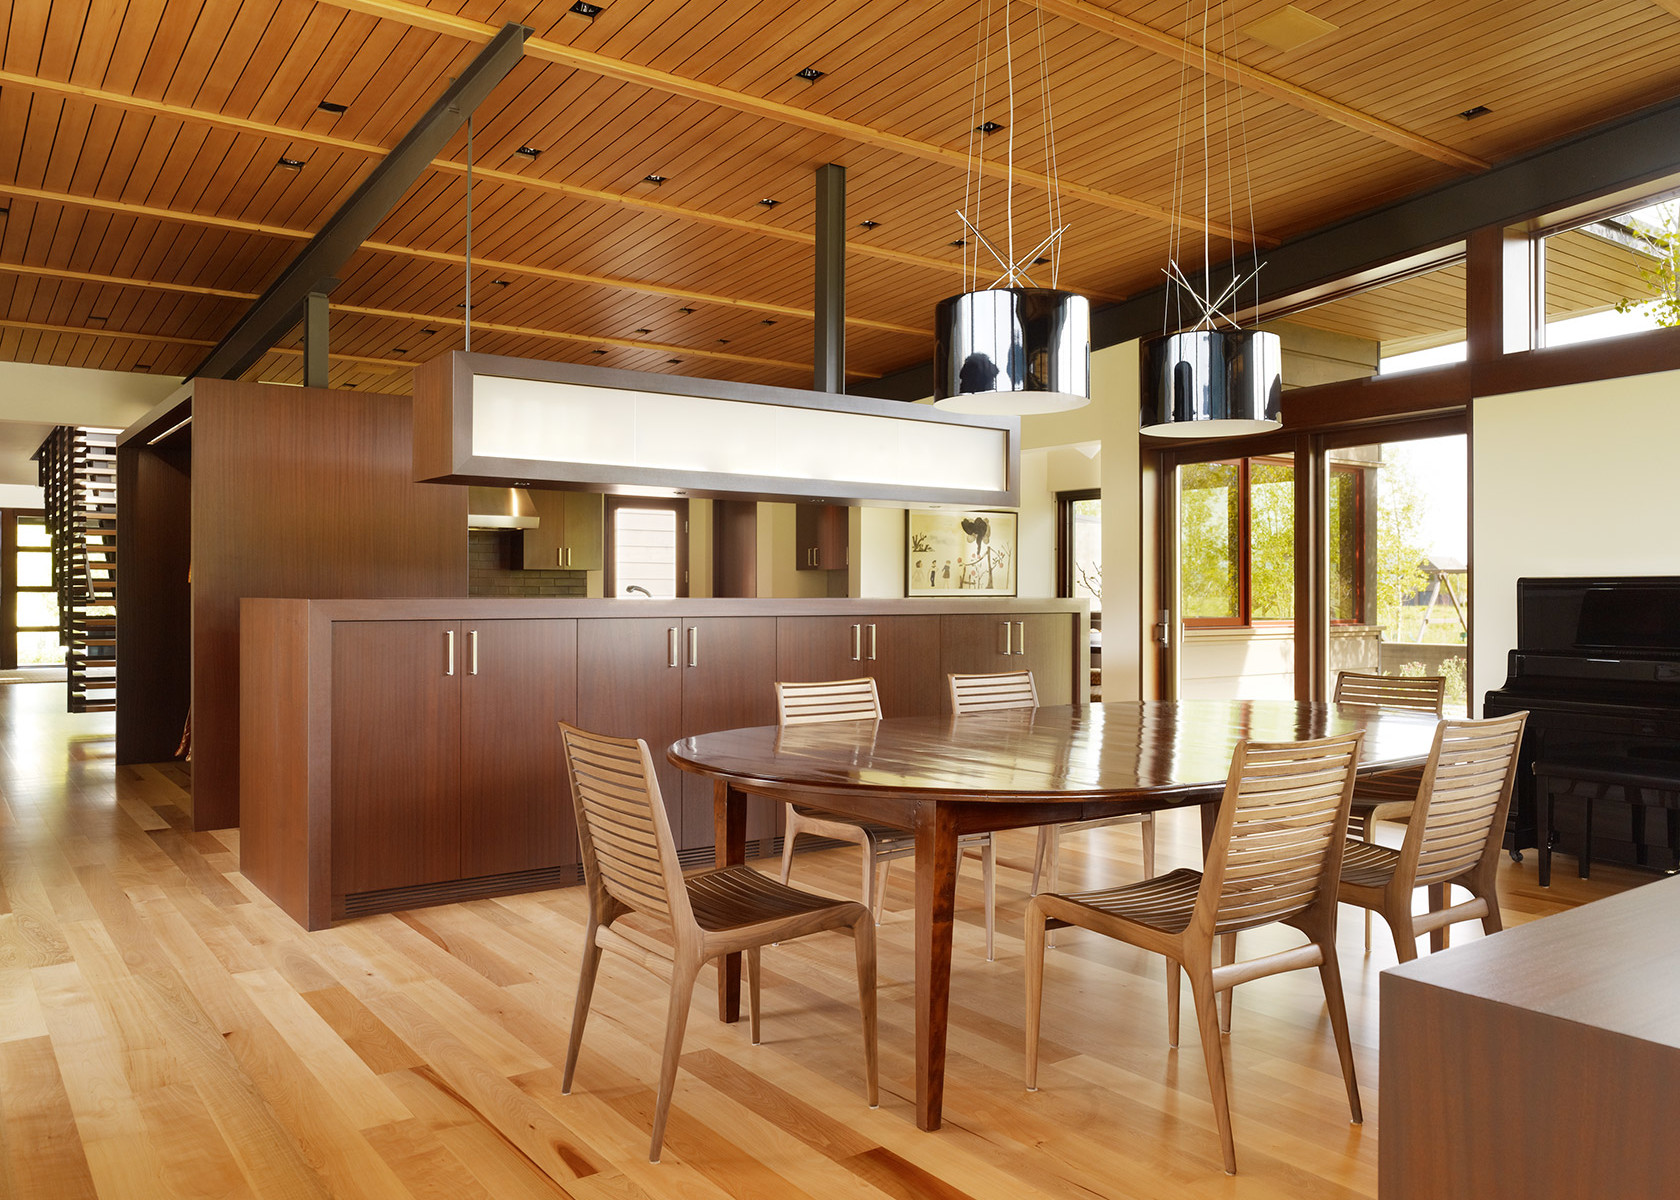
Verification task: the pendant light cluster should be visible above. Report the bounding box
[1141,0,1281,437]
[933,0,1090,416]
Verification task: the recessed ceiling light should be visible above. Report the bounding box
[859,219,879,229]
[644,173,666,185]
[277,156,305,170]
[345,383,357,389]
[515,145,541,158]
[759,197,779,207]
[87,316,107,325]
[762,319,776,326]
[570,1,601,14]
[796,67,825,82]
[1240,5,1338,52]
[393,348,407,355]
[136,362,152,369]
[1459,105,1492,120]
[635,328,652,335]
[717,338,730,344]
[678,307,694,314]
[494,279,511,287]
[976,121,1004,134]
[591,348,608,354]
[1032,257,1050,265]
[666,358,682,364]
[950,239,966,247]
[317,100,347,115]
[421,328,438,335]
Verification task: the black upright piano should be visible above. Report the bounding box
[1484,576,1680,866]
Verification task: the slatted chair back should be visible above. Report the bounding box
[1198,733,1363,935]
[948,670,1038,714]
[1333,670,1446,716]
[560,723,689,932]
[1401,713,1528,888]
[776,678,883,726]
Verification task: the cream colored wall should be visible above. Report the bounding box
[1471,368,1680,714]
[687,498,713,597]
[756,502,831,598]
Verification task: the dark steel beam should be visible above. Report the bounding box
[303,288,331,388]
[814,163,846,393]
[188,23,529,382]
[854,91,1680,401]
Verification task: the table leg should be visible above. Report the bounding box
[715,779,746,1022]
[914,800,959,1131]
[1201,796,1220,857]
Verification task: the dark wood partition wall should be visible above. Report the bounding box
[116,430,192,765]
[121,381,468,831]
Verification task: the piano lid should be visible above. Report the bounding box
[1516,576,1680,655]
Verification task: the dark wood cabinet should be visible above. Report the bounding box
[776,614,943,717]
[330,618,578,895]
[331,620,461,894]
[679,617,779,846]
[939,612,1076,708]
[576,617,687,833]
[460,619,578,878]
[795,503,848,570]
[522,490,604,570]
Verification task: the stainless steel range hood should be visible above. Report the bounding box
[467,486,539,530]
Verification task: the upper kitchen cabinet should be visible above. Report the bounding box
[523,490,604,571]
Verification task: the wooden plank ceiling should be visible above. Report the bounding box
[2,0,1679,396]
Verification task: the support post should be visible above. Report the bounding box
[814,163,846,393]
[304,290,330,389]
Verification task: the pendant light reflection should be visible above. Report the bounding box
[932,0,1091,416]
[1142,328,1281,437]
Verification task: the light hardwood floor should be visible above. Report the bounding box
[0,683,1640,1198]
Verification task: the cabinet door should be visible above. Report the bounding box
[681,617,779,850]
[576,618,685,834]
[562,493,604,571]
[776,615,869,682]
[795,503,848,569]
[460,619,578,878]
[860,615,944,716]
[521,491,567,569]
[939,613,1077,710]
[331,621,461,894]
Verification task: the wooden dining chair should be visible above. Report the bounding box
[776,678,998,959]
[1339,712,1527,962]
[949,670,1156,895]
[1332,670,1447,949]
[1025,732,1365,1175]
[558,723,878,1162]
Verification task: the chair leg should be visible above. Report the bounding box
[982,836,996,962]
[1140,813,1156,879]
[1316,944,1364,1126]
[1188,959,1238,1175]
[1382,903,1420,964]
[779,817,799,885]
[872,857,891,921]
[853,916,880,1108]
[745,946,762,1045]
[1364,908,1373,953]
[1023,897,1048,1090]
[860,842,877,914]
[1166,959,1181,1048]
[561,924,604,1094]
[649,954,701,1163]
[1217,932,1236,1033]
[1427,883,1449,953]
[1031,825,1054,894]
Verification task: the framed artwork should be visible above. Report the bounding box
[906,509,1018,597]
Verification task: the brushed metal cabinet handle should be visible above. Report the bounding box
[468,629,479,675]
[445,629,455,676]
[1016,621,1026,655]
[687,626,698,668]
[868,623,878,661]
[1002,621,1012,656]
[668,626,679,668]
[851,623,862,661]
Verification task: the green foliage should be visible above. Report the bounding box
[1614,204,1680,328]
[1248,461,1294,619]
[1375,462,1430,637]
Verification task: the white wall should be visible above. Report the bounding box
[1471,368,1680,713]
[0,362,181,487]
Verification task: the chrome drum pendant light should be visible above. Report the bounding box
[1140,0,1280,437]
[934,0,1090,415]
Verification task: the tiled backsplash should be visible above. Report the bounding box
[468,530,588,597]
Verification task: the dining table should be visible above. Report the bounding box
[668,698,1443,1131]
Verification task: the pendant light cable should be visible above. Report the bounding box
[465,113,473,352]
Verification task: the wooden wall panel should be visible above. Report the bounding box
[189,380,466,831]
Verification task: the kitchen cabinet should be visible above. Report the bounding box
[776,614,943,717]
[795,503,848,570]
[939,612,1076,708]
[329,618,577,896]
[523,490,604,570]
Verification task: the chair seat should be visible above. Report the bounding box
[1350,766,1422,810]
[1056,867,1203,935]
[1339,839,1401,889]
[685,864,860,932]
[790,806,910,844]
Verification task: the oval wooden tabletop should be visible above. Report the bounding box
[669,700,1443,805]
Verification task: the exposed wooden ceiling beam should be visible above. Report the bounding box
[1034,0,1488,172]
[0,185,926,336]
[0,261,883,376]
[319,0,1264,245]
[0,318,211,349]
